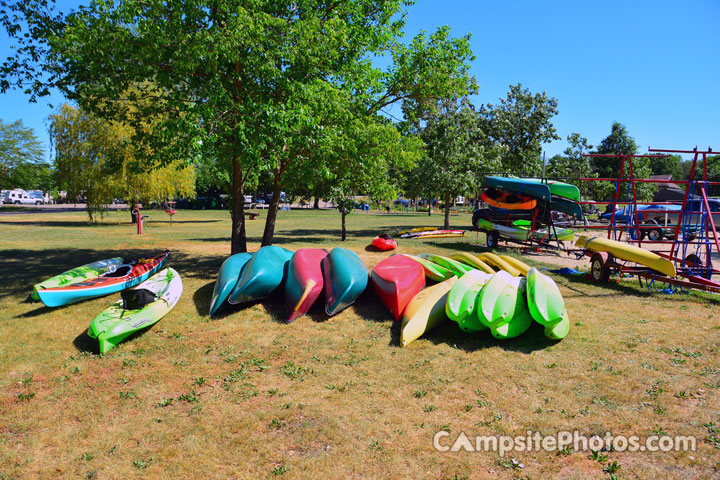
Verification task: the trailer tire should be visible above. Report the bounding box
[486,230,499,249]
[647,228,663,241]
[590,253,611,282]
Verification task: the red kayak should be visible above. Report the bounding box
[371,234,397,251]
[284,248,328,323]
[371,255,425,321]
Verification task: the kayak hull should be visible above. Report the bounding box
[209,253,253,315]
[477,252,521,276]
[402,254,454,282]
[446,270,491,331]
[371,237,397,251]
[371,255,425,321]
[417,253,474,277]
[228,246,294,304]
[401,277,457,347]
[323,248,369,316]
[575,235,676,278]
[482,188,537,210]
[88,267,183,354]
[285,249,328,322]
[451,252,495,274]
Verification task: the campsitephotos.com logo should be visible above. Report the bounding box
[433,430,697,457]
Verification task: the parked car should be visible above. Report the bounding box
[2,189,43,205]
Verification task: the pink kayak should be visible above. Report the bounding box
[284,248,328,323]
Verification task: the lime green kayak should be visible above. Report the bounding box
[402,254,454,282]
[524,178,581,202]
[476,272,532,339]
[512,220,575,242]
[32,257,124,301]
[526,267,570,340]
[445,270,491,332]
[88,268,182,354]
[417,253,474,277]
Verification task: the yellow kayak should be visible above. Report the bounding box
[400,277,457,347]
[451,252,495,274]
[575,235,677,278]
[477,252,521,276]
[498,255,531,276]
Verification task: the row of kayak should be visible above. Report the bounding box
[30,251,183,354]
[209,245,571,346]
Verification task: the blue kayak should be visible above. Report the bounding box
[322,247,369,316]
[228,246,293,304]
[208,252,253,315]
[36,251,169,308]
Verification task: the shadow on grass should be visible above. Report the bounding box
[0,248,227,300]
[73,323,159,355]
[425,321,558,353]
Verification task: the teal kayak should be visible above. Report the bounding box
[228,246,293,304]
[88,268,182,354]
[524,178,581,202]
[209,252,253,315]
[483,176,552,202]
[322,248,369,316]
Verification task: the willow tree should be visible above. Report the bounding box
[2,1,475,252]
[49,103,195,220]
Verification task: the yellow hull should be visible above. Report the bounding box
[575,235,677,278]
[498,255,531,277]
[400,277,457,347]
[451,252,495,274]
[477,252,521,276]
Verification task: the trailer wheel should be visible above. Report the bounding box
[647,228,663,241]
[486,230,499,249]
[590,253,611,282]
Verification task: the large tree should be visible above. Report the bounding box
[0,118,46,190]
[410,97,499,229]
[479,84,559,175]
[2,1,476,253]
[49,103,195,220]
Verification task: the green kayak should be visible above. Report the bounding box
[526,267,570,340]
[476,271,532,339]
[32,257,124,301]
[445,270,491,332]
[88,268,182,354]
[524,178,581,202]
[417,253,475,277]
[402,254,455,282]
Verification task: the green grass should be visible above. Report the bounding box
[1,208,719,479]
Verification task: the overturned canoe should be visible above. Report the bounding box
[371,254,425,321]
[209,252,253,315]
[401,277,457,347]
[323,248,369,316]
[228,246,294,304]
[285,248,328,323]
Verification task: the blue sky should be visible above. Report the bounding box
[1,0,719,162]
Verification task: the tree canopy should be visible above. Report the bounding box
[2,0,477,253]
[479,84,559,175]
[0,118,46,190]
[49,103,195,219]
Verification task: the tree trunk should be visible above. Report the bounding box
[341,208,347,241]
[261,174,283,246]
[230,158,247,254]
[443,192,451,229]
[428,198,432,216]
[313,197,320,209]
